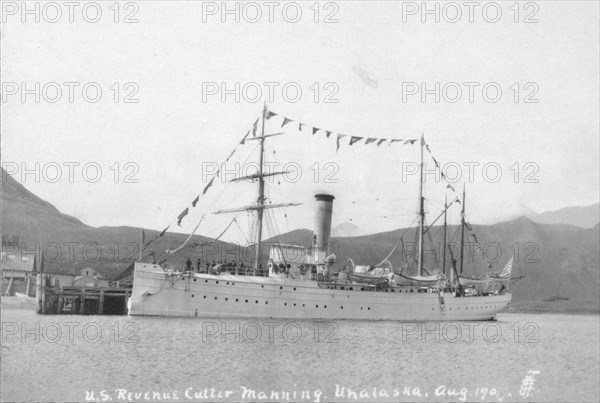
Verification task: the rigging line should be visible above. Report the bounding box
[425,217,437,270]
[233,218,250,245]
[263,212,289,268]
[200,215,237,238]
[412,226,419,267]
[166,215,206,255]
[375,215,418,266]
[266,209,278,241]
[194,217,240,247]
[267,209,283,247]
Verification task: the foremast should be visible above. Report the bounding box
[417,134,425,277]
[254,103,267,271]
[459,184,466,275]
[212,103,301,272]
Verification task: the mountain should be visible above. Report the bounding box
[1,168,89,241]
[332,222,360,237]
[528,203,599,228]
[1,168,244,279]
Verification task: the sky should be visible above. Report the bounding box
[2,0,599,244]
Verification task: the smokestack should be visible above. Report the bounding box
[314,194,335,252]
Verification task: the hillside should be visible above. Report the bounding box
[1,168,245,279]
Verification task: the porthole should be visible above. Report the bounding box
[261,285,264,288]
[293,287,296,291]
[324,305,327,309]
[216,281,219,284]
[316,305,319,308]
[341,306,343,309]
[265,301,268,304]
[245,299,248,303]
[255,300,258,304]
[236,298,239,302]
[214,297,217,300]
[191,294,195,298]
[203,296,207,299]
[193,279,197,282]
[285,302,287,306]
[225,297,228,301]
[367,307,370,310]
[205,280,208,283]
[293,303,296,306]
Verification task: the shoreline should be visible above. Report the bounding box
[505,300,600,315]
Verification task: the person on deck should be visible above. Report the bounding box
[186,258,192,272]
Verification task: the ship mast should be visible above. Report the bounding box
[254,103,267,271]
[442,194,447,278]
[212,104,301,272]
[459,184,466,275]
[417,134,425,277]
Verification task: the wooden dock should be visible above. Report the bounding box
[36,274,133,315]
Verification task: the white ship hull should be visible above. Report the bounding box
[128,263,511,321]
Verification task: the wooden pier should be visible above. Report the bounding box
[36,274,133,315]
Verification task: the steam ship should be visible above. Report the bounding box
[128,106,513,321]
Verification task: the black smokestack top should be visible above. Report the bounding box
[315,194,335,202]
[314,194,335,251]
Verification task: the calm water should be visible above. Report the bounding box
[1,300,598,403]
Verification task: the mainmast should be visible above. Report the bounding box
[254,103,267,271]
[442,194,447,278]
[459,184,466,274]
[417,134,425,276]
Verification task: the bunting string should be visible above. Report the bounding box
[266,109,418,153]
[423,139,463,200]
